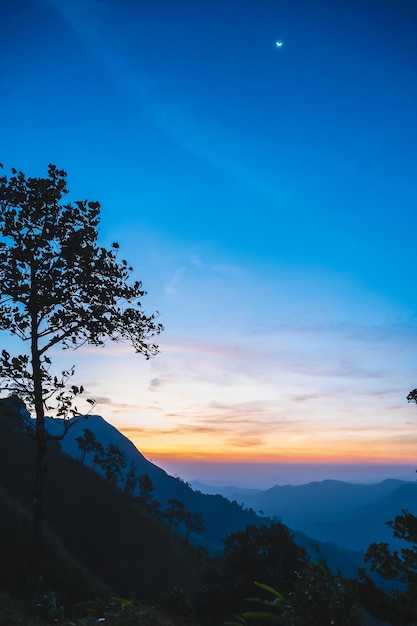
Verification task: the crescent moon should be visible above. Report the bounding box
[275,41,283,47]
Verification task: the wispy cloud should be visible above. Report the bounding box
[33,1,417,464]
[47,0,277,199]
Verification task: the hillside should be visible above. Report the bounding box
[45,413,264,554]
[0,409,205,604]
[0,401,400,624]
[43,411,373,576]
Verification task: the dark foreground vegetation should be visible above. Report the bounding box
[1,399,417,625]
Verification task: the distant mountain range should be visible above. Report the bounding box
[193,477,417,552]
[1,402,394,623]
[42,413,417,576]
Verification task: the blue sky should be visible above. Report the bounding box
[2,0,417,485]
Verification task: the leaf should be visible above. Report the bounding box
[253,582,283,599]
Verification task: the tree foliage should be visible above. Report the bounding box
[75,427,98,464]
[0,164,162,413]
[407,389,417,406]
[0,163,162,583]
[360,510,417,624]
[226,561,362,626]
[185,511,205,541]
[95,443,126,486]
[123,461,140,497]
[196,522,308,622]
[136,472,160,513]
[164,498,186,528]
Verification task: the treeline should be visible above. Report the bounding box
[75,427,205,541]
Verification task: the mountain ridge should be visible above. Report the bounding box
[43,412,412,563]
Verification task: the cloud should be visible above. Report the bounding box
[227,435,266,448]
[91,396,144,414]
[291,392,333,403]
[149,377,164,391]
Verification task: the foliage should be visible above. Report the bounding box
[195,522,307,623]
[0,163,162,414]
[225,561,362,626]
[164,498,186,528]
[358,390,417,624]
[137,472,160,513]
[75,427,99,464]
[360,509,417,624]
[0,590,183,625]
[407,389,417,405]
[123,461,140,497]
[185,512,205,541]
[0,163,162,580]
[0,396,205,607]
[95,443,127,485]
[225,582,284,625]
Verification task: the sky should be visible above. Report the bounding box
[1,0,417,486]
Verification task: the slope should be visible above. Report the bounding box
[44,412,370,578]
[45,413,263,553]
[0,410,205,602]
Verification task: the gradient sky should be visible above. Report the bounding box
[2,0,417,485]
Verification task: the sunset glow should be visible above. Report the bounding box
[2,0,417,485]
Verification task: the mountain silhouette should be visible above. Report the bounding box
[199,477,417,552]
[45,414,262,553]
[43,413,373,575]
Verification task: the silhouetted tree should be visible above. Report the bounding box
[184,511,205,541]
[0,164,162,584]
[75,427,97,464]
[123,461,139,497]
[164,498,186,528]
[360,510,417,624]
[357,387,417,623]
[96,443,126,486]
[92,441,104,470]
[197,522,307,622]
[407,389,417,405]
[136,472,159,512]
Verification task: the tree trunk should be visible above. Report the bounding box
[31,293,46,591]
[32,411,46,588]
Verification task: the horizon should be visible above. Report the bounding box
[145,451,417,490]
[24,410,417,488]
[146,456,417,489]
[2,0,417,466]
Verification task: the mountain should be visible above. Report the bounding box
[45,414,172,496]
[228,478,411,521]
[44,414,263,554]
[0,408,204,604]
[43,412,373,576]
[300,482,417,552]
[0,399,400,625]
[190,481,262,500]
[211,477,417,552]
[4,402,393,575]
